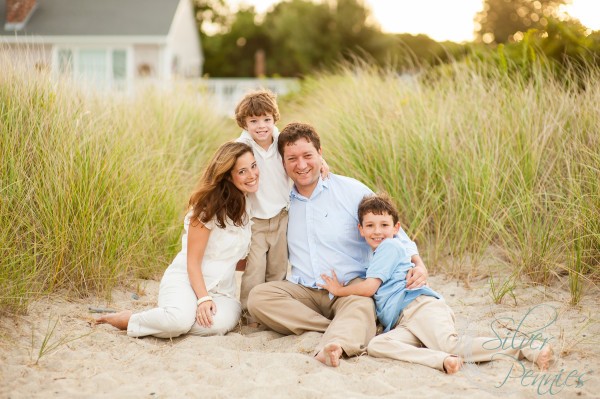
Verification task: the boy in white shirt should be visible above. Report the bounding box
[235,90,288,325]
[235,90,328,325]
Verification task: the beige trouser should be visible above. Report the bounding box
[240,209,289,312]
[368,296,544,371]
[247,279,377,357]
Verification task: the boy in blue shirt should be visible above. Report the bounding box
[319,193,553,374]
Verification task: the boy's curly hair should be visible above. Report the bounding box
[235,89,280,128]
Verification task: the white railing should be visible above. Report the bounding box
[191,78,301,116]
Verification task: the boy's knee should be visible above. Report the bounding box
[438,333,461,354]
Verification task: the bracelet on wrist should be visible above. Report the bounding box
[197,295,213,306]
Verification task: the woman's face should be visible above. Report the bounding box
[230,151,259,194]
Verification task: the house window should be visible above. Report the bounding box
[57,49,73,74]
[54,47,130,91]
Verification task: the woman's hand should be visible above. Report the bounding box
[318,270,343,296]
[196,300,217,328]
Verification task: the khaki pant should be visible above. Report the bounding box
[368,296,544,371]
[247,279,377,357]
[240,209,289,312]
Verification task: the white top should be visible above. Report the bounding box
[237,127,291,219]
[169,210,252,298]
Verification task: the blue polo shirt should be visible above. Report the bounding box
[287,174,418,289]
[367,238,441,332]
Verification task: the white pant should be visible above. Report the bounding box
[127,265,241,338]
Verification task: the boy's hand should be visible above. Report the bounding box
[318,270,342,296]
[320,157,330,180]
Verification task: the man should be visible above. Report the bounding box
[247,122,428,367]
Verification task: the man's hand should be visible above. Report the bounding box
[318,270,343,296]
[406,257,428,289]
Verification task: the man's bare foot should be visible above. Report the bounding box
[443,355,463,374]
[315,343,343,367]
[96,310,132,331]
[535,346,553,371]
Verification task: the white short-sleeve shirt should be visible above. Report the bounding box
[169,210,252,298]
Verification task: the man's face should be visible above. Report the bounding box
[243,113,275,149]
[282,138,322,197]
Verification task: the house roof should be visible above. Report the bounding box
[1,0,182,36]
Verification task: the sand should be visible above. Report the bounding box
[1,272,598,398]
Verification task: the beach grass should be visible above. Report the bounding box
[0,56,233,313]
[282,61,600,300]
[2,54,598,314]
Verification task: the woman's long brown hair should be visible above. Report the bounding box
[188,141,253,228]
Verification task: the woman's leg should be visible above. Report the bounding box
[127,268,197,339]
[188,295,242,336]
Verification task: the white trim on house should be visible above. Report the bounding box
[1,35,168,45]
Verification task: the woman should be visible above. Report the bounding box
[98,141,259,337]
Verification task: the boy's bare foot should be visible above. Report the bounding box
[315,343,343,367]
[247,322,261,328]
[535,346,553,371]
[443,355,463,374]
[96,310,132,331]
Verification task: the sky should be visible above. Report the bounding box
[226,0,600,42]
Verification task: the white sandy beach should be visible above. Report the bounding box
[1,272,598,399]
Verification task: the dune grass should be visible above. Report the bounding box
[0,58,233,313]
[282,62,600,301]
[2,54,598,313]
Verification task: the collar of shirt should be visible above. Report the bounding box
[239,126,280,158]
[290,176,329,202]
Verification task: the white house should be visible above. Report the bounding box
[0,0,203,92]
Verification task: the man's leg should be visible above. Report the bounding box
[317,279,377,358]
[247,281,331,335]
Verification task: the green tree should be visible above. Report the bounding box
[200,0,468,77]
[475,0,568,43]
[263,0,340,76]
[202,6,268,76]
[193,0,230,36]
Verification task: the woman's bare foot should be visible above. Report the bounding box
[535,346,554,371]
[96,310,132,331]
[315,343,343,367]
[443,355,463,374]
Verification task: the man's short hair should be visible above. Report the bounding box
[278,122,321,157]
[358,193,400,225]
[235,89,280,128]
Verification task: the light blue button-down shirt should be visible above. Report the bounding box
[287,173,418,289]
[367,238,440,332]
